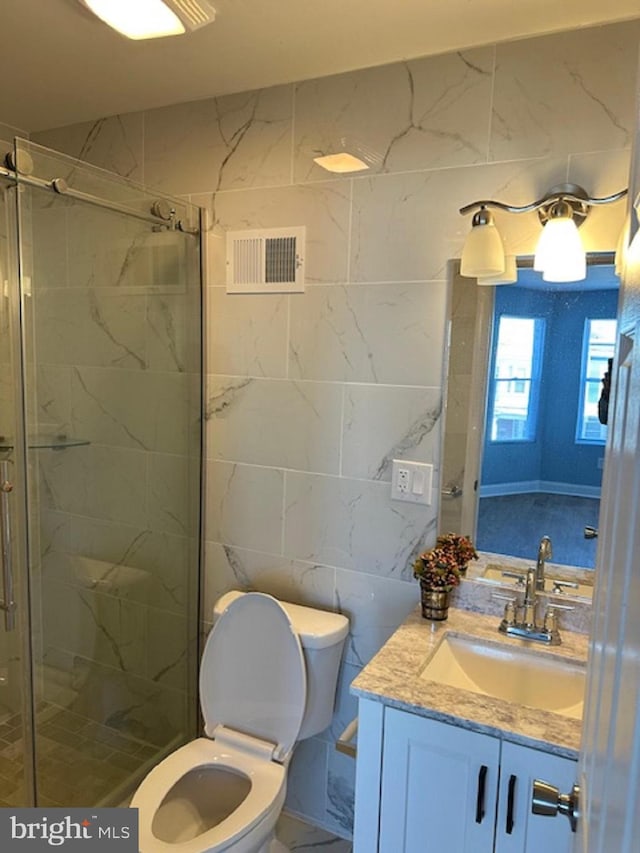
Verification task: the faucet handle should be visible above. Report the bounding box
[552,579,579,593]
[543,607,558,633]
[501,570,527,587]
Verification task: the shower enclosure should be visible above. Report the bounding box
[0,138,202,806]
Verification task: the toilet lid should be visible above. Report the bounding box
[200,592,307,761]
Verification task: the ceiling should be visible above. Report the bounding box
[2,0,640,133]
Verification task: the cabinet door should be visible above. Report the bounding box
[495,741,577,853]
[379,708,500,853]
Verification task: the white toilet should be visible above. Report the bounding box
[131,590,349,852]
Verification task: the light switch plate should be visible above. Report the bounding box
[391,460,433,505]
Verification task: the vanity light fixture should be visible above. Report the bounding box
[460,183,627,283]
[79,0,216,40]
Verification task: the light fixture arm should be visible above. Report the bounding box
[459,184,627,218]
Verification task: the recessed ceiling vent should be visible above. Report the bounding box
[226,227,306,293]
[171,0,216,30]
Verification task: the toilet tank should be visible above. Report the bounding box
[214,591,349,740]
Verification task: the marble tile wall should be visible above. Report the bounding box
[30,18,639,838]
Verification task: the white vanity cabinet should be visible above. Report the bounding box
[354,701,577,853]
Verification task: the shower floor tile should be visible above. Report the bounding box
[0,700,165,808]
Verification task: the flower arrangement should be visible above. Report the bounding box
[413,533,478,591]
[435,533,478,572]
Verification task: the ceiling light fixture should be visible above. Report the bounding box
[459,183,627,284]
[80,0,216,40]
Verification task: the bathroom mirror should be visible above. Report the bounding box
[439,253,618,595]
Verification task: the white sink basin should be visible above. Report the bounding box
[481,565,593,599]
[420,635,585,719]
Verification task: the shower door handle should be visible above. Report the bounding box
[0,462,16,632]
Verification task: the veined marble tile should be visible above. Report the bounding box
[36,365,72,435]
[205,376,342,474]
[147,452,199,537]
[335,568,419,668]
[69,515,195,616]
[326,748,355,838]
[294,47,493,182]
[144,86,293,196]
[147,293,201,374]
[490,21,640,162]
[206,288,288,378]
[205,461,284,554]
[202,542,337,620]
[39,444,147,527]
[31,203,69,289]
[39,510,73,561]
[568,148,630,255]
[35,289,147,370]
[33,114,144,183]
[285,737,328,825]
[66,204,165,291]
[342,385,441,481]
[283,473,436,578]
[289,282,446,386]
[146,608,191,689]
[276,815,351,851]
[209,182,351,285]
[70,366,190,454]
[350,157,570,282]
[42,578,147,678]
[41,649,190,748]
[326,659,361,744]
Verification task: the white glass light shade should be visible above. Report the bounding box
[81,0,185,39]
[460,217,505,278]
[477,255,517,286]
[535,216,586,282]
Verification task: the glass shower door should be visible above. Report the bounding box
[11,139,203,807]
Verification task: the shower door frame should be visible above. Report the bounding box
[1,171,38,805]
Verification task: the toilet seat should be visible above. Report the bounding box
[133,737,286,853]
[200,592,307,761]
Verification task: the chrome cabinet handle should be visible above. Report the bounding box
[532,779,580,833]
[0,461,16,632]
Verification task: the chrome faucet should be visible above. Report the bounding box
[497,567,562,645]
[535,535,552,592]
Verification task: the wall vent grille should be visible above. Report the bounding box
[226,227,306,293]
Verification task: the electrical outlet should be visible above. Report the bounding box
[397,467,411,493]
[391,460,433,505]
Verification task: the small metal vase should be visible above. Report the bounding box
[420,583,450,621]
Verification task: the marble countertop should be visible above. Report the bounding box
[351,606,589,759]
